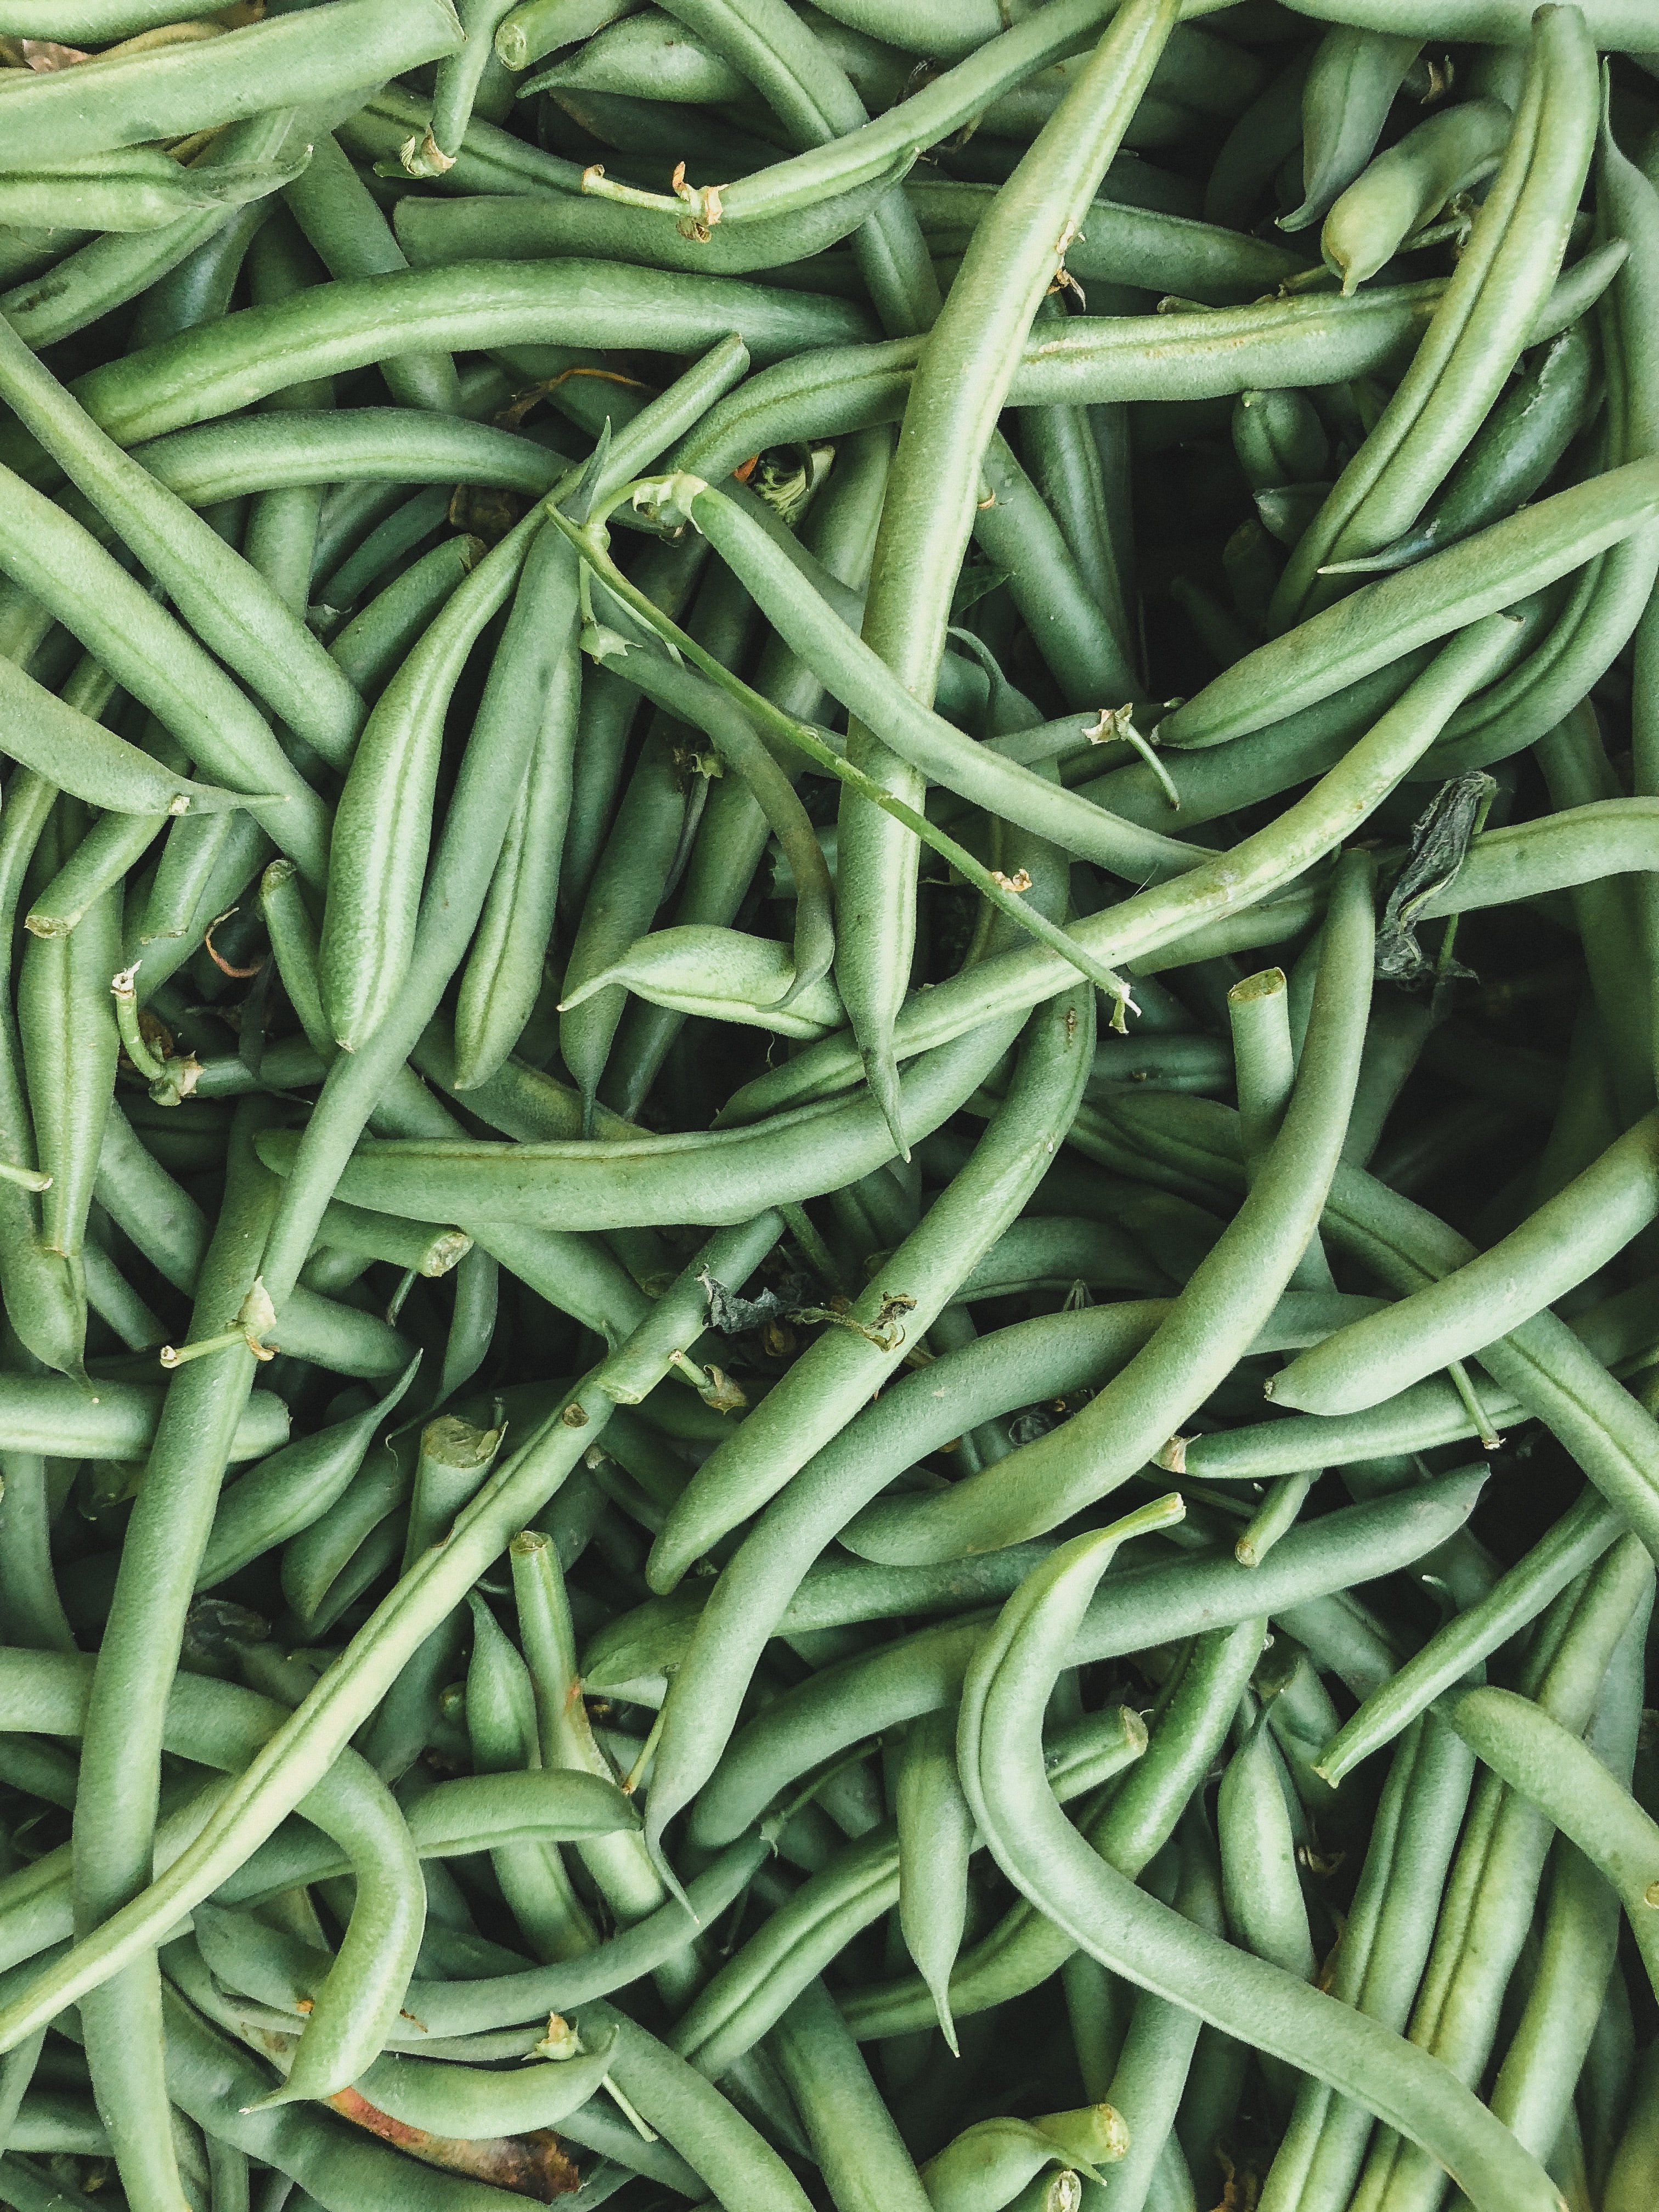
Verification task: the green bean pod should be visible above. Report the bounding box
[452,531,583,1090]
[1258,1714,1478,2212]
[1329,320,1599,574]
[1093,1806,1221,2212]
[1218,1716,1316,1982]
[1160,455,1658,749]
[689,1472,1483,1851]
[1322,99,1513,292]
[1273,1107,1659,1415]
[1280,26,1424,233]
[0,0,464,170]
[196,1359,419,1592]
[921,2103,1128,2209]
[319,511,546,1049]
[283,132,461,416]
[464,1588,601,1965]
[839,851,1374,1562]
[893,1703,975,2052]
[769,1977,937,2212]
[1273,7,1600,612]
[1448,1681,1659,2001]
[17,876,120,1271]
[955,1513,1571,2212]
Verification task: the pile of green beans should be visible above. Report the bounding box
[5,3,1659,2210]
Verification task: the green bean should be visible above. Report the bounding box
[238,208,334,631]
[0,263,868,483]
[1468,1612,1640,2183]
[0,155,301,236]
[1606,2040,1659,2212]
[0,112,302,353]
[574,640,836,1004]
[1280,0,1653,41]
[351,2030,618,2138]
[584,1538,1081,1705]
[1218,1715,1314,1982]
[1234,388,1330,495]
[418,0,527,173]
[313,1198,471,1280]
[865,1626,1266,2050]
[0,654,259,822]
[623,477,1199,881]
[674,250,1617,481]
[975,430,1139,706]
[1273,9,1599,614]
[0,1370,284,1463]
[529,9,753,98]
[574,1995,815,2212]
[496,0,642,69]
[1161,456,1657,750]
[197,1358,419,1592]
[0,1451,74,1655]
[1578,1960,1637,2205]
[133,409,572,509]
[955,1510,1570,2212]
[1449,1681,1659,2001]
[891,1704,975,2050]
[561,925,845,1041]
[1323,99,1513,292]
[334,539,483,727]
[1415,162,1659,771]
[559,528,707,928]
[640,979,1090,1883]
[127,189,270,354]
[642,0,940,338]
[770,1977,936,2212]
[69,1098,288,2204]
[283,133,461,417]
[719,616,1516,1124]
[0,776,102,1374]
[0,0,464,170]
[1099,1084,1659,1559]
[826,0,1178,1130]
[584,0,1142,236]
[1091,1808,1220,2212]
[263,1014,1032,1232]
[1273,1108,1659,1415]
[921,2100,1128,2210]
[1407,794,1659,920]
[1347,1543,1654,2212]
[1258,1714,1478,2212]
[464,1584,601,1965]
[916,176,1310,304]
[1280,26,1424,233]
[453,538,582,1091]
[23,803,171,940]
[837,851,1372,1561]
[686,1468,1484,1850]
[560,567,757,1125]
[319,510,546,1051]
[0,1653,429,2135]
[663,1708,1146,2078]
[0,463,328,876]
[160,1979,554,2212]
[437,1245,499,1402]
[18,872,120,1278]
[513,1527,675,1933]
[1317,1486,1623,1782]
[336,78,587,199]
[391,1836,766,2038]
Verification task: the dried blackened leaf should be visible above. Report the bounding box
[1374,770,1497,983]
